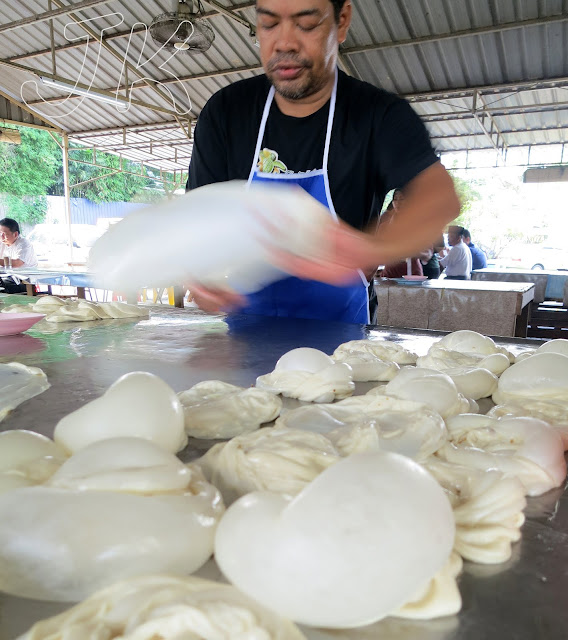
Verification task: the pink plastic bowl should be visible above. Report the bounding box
[0,313,46,336]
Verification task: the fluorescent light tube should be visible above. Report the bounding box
[39,76,128,105]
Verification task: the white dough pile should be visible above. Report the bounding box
[16,575,307,640]
[89,180,332,294]
[276,394,447,461]
[425,458,526,564]
[368,367,474,419]
[1,296,148,323]
[215,452,455,628]
[0,430,67,493]
[417,330,512,378]
[0,362,50,422]
[178,380,282,439]
[196,427,341,505]
[333,338,418,365]
[0,438,224,601]
[256,347,354,403]
[54,371,187,454]
[491,352,568,447]
[437,414,566,496]
[394,552,463,620]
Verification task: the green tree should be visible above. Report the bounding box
[449,172,481,227]
[54,146,163,203]
[0,127,60,225]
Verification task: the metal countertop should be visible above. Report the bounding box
[0,305,566,640]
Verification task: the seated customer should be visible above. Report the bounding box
[0,217,38,293]
[439,225,472,280]
[463,229,487,271]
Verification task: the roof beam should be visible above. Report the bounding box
[430,126,568,140]
[8,2,256,62]
[0,86,63,131]
[421,101,568,122]
[49,0,194,130]
[0,0,114,34]
[343,14,568,56]
[471,91,507,155]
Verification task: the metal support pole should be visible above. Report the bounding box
[62,133,74,262]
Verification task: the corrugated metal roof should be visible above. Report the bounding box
[0,0,567,171]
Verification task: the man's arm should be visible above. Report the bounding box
[9,258,24,268]
[270,162,459,284]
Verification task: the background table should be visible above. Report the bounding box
[374,279,535,337]
[0,268,185,307]
[472,268,568,302]
[0,308,566,640]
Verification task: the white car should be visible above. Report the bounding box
[494,243,568,271]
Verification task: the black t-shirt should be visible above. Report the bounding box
[188,70,438,231]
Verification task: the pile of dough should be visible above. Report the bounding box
[436,330,514,359]
[333,338,418,365]
[492,352,568,447]
[0,437,224,601]
[178,380,282,439]
[425,458,526,564]
[17,575,306,640]
[54,371,187,454]
[196,427,341,505]
[489,400,568,449]
[276,394,447,461]
[1,296,148,323]
[513,338,568,362]
[369,367,474,419]
[436,414,567,496]
[0,362,50,422]
[256,347,354,403]
[394,552,463,620]
[215,452,455,628]
[0,430,67,493]
[331,349,400,382]
[417,330,512,377]
[47,300,149,323]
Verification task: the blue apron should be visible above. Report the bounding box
[238,70,370,325]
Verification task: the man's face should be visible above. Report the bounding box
[256,0,351,101]
[447,227,460,246]
[0,226,18,246]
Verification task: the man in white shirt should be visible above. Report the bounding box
[0,218,38,268]
[439,225,472,280]
[0,217,38,293]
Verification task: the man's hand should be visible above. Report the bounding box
[268,162,460,286]
[189,284,246,313]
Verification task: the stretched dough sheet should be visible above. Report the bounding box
[89,181,331,294]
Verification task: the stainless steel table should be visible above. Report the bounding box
[0,307,566,640]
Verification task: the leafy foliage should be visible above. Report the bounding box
[0,128,60,224]
[0,127,182,226]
